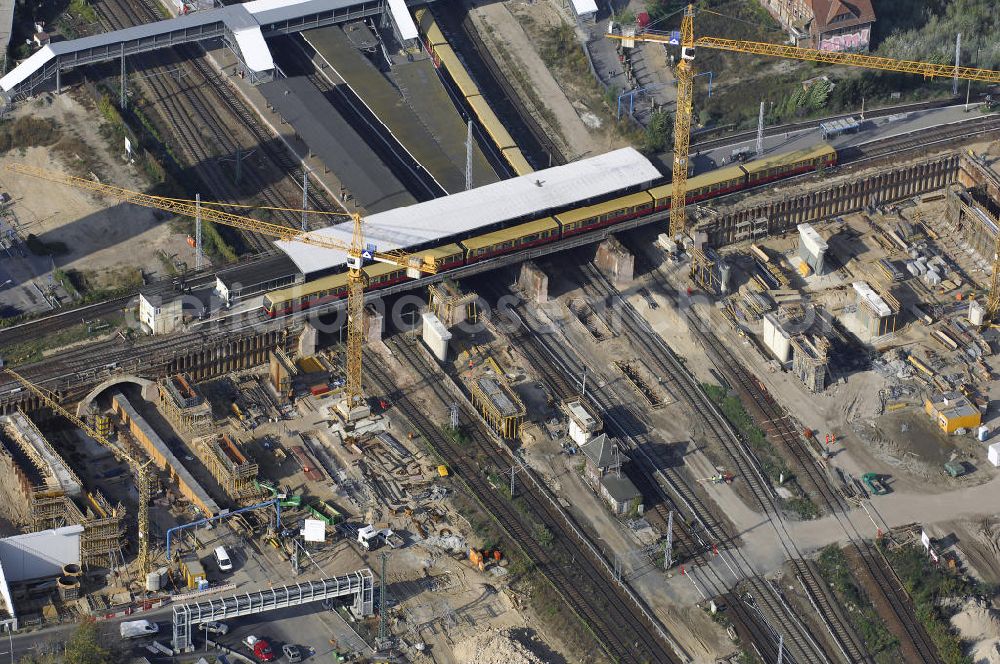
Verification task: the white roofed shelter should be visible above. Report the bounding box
[276,147,662,275]
[1,0,427,102]
[569,0,598,22]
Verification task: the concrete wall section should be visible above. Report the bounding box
[703,155,960,245]
[110,392,220,518]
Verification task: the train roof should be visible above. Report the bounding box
[741,143,835,175]
[275,147,662,274]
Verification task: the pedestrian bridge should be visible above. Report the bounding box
[0,0,423,102]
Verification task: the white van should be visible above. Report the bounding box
[120,620,159,639]
[214,546,233,572]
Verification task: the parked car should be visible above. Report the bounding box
[214,545,233,572]
[282,644,303,663]
[119,620,158,639]
[243,635,276,662]
[199,621,229,636]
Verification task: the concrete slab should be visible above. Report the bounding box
[389,56,498,188]
[304,25,467,193]
[259,75,415,214]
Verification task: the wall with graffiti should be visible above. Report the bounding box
[820,27,871,52]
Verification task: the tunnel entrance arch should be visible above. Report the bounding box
[75,375,156,417]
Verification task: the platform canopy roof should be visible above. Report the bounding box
[1,0,417,94]
[275,147,663,275]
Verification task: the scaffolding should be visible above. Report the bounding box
[77,490,127,568]
[158,373,213,434]
[194,433,261,503]
[854,281,899,337]
[790,334,830,393]
[0,412,125,566]
[470,359,525,439]
[690,247,729,294]
[269,349,298,398]
[428,282,478,327]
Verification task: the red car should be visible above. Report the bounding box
[243,635,276,662]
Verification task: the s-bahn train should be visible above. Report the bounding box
[262,143,837,318]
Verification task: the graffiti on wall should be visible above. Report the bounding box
[820,27,870,52]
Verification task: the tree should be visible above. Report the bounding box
[20,620,122,664]
[642,110,673,154]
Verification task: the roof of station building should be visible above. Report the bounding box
[275,147,662,274]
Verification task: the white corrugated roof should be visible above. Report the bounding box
[275,147,661,274]
[385,0,417,40]
[2,0,366,93]
[232,27,273,72]
[1,45,53,91]
[570,0,599,15]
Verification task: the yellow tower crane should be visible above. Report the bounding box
[4,163,439,416]
[607,6,1000,241]
[4,367,155,576]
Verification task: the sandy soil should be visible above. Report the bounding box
[0,92,189,280]
[952,598,1000,664]
[453,628,544,664]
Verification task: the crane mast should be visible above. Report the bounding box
[4,164,439,415]
[609,6,1000,241]
[669,6,695,239]
[608,6,1000,305]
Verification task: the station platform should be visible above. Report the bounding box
[259,75,416,214]
[304,24,494,193]
[390,55,498,188]
[205,43,352,214]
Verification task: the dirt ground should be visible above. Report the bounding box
[0,92,190,282]
[467,0,626,161]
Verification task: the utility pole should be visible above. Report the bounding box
[954,32,962,96]
[507,457,529,498]
[581,366,587,398]
[195,193,203,270]
[755,100,765,156]
[664,510,674,569]
[449,403,460,430]
[301,169,309,232]
[378,551,389,646]
[465,121,473,191]
[120,44,127,110]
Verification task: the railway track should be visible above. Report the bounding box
[366,339,684,664]
[634,255,941,663]
[0,272,222,350]
[690,97,961,151]
[432,0,564,167]
[844,114,1000,165]
[477,275,833,664]
[95,0,338,251]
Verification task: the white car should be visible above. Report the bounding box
[199,621,229,635]
[120,620,159,639]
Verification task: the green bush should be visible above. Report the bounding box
[643,110,673,154]
[884,543,988,664]
[67,0,98,24]
[816,545,900,663]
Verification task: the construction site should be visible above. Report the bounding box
[0,0,998,662]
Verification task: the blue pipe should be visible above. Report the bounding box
[165,498,282,561]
